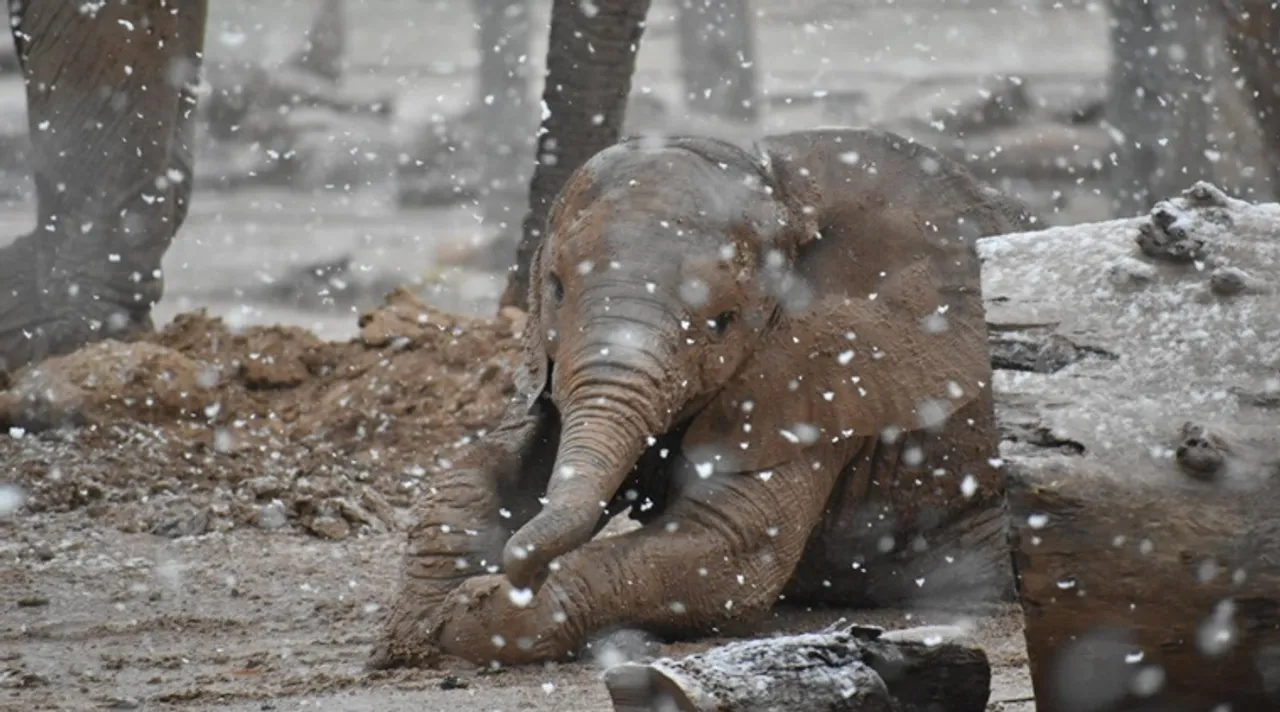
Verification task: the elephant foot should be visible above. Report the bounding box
[366,616,443,671]
[0,233,154,375]
[367,569,457,670]
[432,574,582,666]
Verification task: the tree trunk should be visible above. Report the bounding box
[501,0,653,311]
[604,625,991,712]
[676,0,759,124]
[472,0,535,244]
[1104,1,1217,217]
[1218,0,1280,200]
[981,181,1280,712]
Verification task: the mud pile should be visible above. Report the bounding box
[0,288,524,540]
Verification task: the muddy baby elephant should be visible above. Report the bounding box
[371,128,1033,668]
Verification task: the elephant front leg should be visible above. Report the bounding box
[0,0,208,372]
[369,402,559,669]
[433,439,857,665]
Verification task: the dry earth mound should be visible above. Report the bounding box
[0,288,523,540]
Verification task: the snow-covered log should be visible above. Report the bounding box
[603,625,990,712]
[981,182,1280,712]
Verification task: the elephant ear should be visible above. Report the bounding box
[681,128,1029,474]
[512,236,550,411]
[512,165,607,411]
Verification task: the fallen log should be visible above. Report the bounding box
[603,624,990,712]
[981,182,1280,712]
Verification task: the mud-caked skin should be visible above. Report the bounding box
[371,127,1034,669]
[0,0,208,374]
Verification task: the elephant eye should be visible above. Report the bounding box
[708,310,736,335]
[548,272,565,304]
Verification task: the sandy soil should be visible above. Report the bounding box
[0,1,1132,710]
[1,520,1034,712]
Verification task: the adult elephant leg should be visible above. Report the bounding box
[0,0,207,373]
[500,0,652,310]
[1219,0,1280,200]
[431,438,860,666]
[369,400,561,669]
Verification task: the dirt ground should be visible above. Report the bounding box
[0,1,1137,710]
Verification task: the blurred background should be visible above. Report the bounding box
[0,0,1268,339]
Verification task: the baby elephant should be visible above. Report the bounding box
[371,128,1034,668]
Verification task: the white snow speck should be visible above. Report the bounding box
[508,587,535,608]
[0,485,25,516]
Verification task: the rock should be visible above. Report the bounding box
[438,674,469,690]
[1209,265,1271,297]
[257,503,290,531]
[305,515,350,541]
[334,497,376,529]
[246,476,285,500]
[150,508,212,539]
[359,487,400,531]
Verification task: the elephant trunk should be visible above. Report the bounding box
[502,319,673,591]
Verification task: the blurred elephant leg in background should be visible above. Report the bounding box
[0,0,208,374]
[473,0,533,261]
[286,0,346,83]
[428,0,533,272]
[1220,0,1280,200]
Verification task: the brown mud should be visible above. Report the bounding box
[1,289,522,541]
[0,292,1034,711]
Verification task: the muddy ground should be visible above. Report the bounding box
[0,1,1191,710]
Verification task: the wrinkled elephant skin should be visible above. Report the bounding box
[372,128,1034,668]
[0,0,208,374]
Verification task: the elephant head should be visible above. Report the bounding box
[501,127,1026,591]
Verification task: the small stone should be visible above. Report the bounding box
[1106,257,1157,288]
[333,497,375,529]
[1175,422,1229,482]
[257,503,289,531]
[438,674,470,690]
[16,672,50,687]
[306,515,350,540]
[1209,267,1248,296]
[150,508,211,539]
[360,487,399,531]
[1183,181,1230,208]
[246,476,284,499]
[16,595,49,607]
[1135,201,1209,263]
[1209,266,1268,298]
